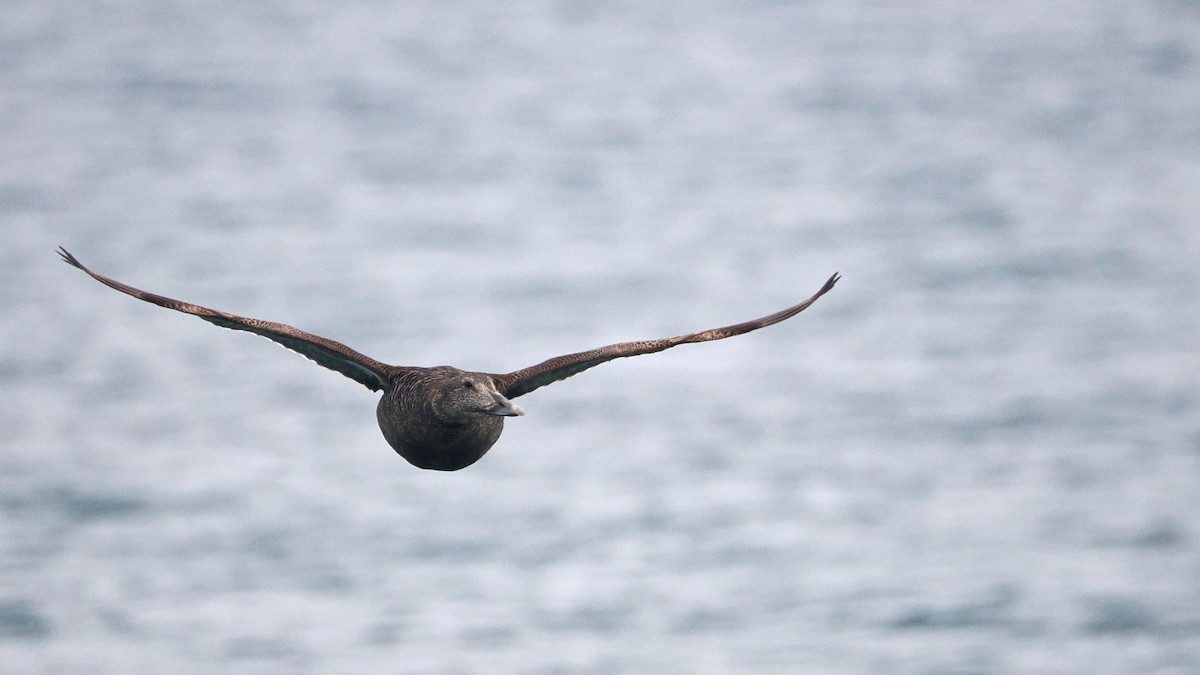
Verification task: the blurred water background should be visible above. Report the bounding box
[3,1,1199,673]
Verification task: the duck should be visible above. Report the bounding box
[59,247,838,470]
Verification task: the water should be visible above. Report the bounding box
[3,1,1199,672]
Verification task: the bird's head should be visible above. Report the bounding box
[431,369,524,424]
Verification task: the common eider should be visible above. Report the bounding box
[59,248,838,470]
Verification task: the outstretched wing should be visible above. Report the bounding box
[491,272,840,399]
[58,247,393,392]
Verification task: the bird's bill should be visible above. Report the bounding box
[483,391,525,417]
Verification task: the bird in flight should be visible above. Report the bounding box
[59,247,839,471]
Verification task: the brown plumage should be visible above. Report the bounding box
[59,247,839,470]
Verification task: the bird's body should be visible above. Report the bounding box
[376,367,518,470]
[59,248,838,470]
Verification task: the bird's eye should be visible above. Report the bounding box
[462,379,475,389]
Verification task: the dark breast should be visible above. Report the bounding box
[374,376,506,471]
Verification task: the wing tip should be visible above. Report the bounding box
[57,246,83,269]
[822,271,841,293]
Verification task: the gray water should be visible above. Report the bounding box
[3,1,1199,673]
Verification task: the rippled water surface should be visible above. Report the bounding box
[3,1,1199,673]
